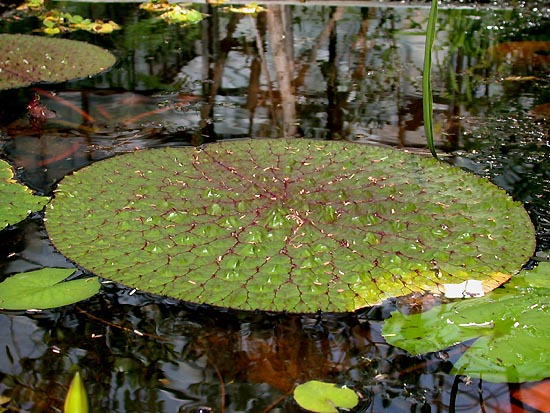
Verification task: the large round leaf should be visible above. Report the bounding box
[0,34,116,90]
[45,139,535,313]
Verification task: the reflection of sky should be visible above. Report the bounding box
[0,315,47,375]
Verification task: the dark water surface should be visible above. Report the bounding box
[1,1,550,412]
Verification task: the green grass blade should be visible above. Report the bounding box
[423,0,439,158]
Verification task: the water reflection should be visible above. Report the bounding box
[0,286,474,412]
[0,1,549,412]
[2,4,440,172]
[3,3,548,174]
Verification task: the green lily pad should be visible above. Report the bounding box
[159,5,204,25]
[0,268,100,310]
[1,159,49,230]
[293,380,359,413]
[44,139,535,313]
[0,34,116,90]
[139,1,204,25]
[382,262,550,383]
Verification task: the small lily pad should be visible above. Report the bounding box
[139,1,204,26]
[0,34,116,90]
[1,159,49,230]
[41,11,121,35]
[159,5,204,25]
[227,3,267,15]
[45,139,535,313]
[382,262,550,383]
[293,380,359,413]
[0,268,100,310]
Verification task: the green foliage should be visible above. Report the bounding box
[14,0,121,35]
[226,3,267,15]
[0,268,100,310]
[423,0,438,158]
[0,159,49,230]
[159,6,204,25]
[45,139,534,313]
[293,380,358,413]
[382,262,550,383]
[41,11,121,35]
[0,34,116,90]
[139,1,204,26]
[64,372,89,413]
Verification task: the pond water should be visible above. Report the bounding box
[1,1,550,412]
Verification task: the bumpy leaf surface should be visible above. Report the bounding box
[1,159,49,229]
[0,34,116,90]
[45,139,535,313]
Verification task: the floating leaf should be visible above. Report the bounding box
[1,159,49,230]
[0,268,100,310]
[40,11,121,35]
[139,0,173,12]
[382,263,550,383]
[293,380,358,413]
[227,3,266,15]
[45,139,535,313]
[44,27,61,35]
[16,0,44,11]
[159,5,204,25]
[0,34,116,90]
[64,372,88,413]
[140,1,204,25]
[89,20,121,34]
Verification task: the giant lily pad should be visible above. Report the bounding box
[0,34,116,90]
[1,159,49,230]
[44,139,535,313]
[382,262,550,383]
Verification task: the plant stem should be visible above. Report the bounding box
[423,0,439,158]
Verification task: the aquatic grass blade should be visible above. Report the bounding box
[423,0,438,158]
